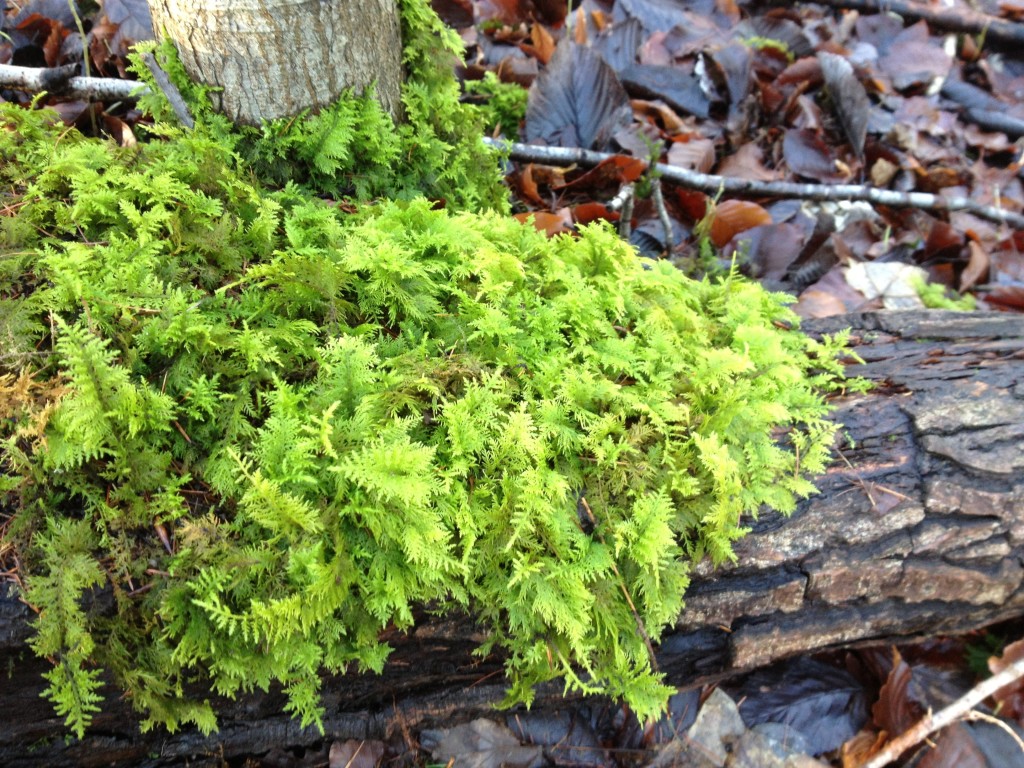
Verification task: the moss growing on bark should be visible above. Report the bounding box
[0,0,860,738]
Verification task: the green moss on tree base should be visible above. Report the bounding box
[0,0,861,738]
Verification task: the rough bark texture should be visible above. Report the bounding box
[2,310,1023,766]
[146,0,404,125]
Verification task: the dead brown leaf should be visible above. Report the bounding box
[666,137,715,173]
[709,200,772,248]
[515,208,573,236]
[716,142,780,182]
[960,240,990,292]
[988,638,1024,722]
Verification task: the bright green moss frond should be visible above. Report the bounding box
[0,17,855,732]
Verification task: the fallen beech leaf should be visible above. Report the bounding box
[709,200,772,248]
[841,728,887,768]
[51,99,91,126]
[617,0,709,34]
[666,137,716,173]
[717,142,780,182]
[960,241,990,292]
[846,262,928,310]
[674,188,709,221]
[574,7,588,44]
[632,98,690,134]
[924,220,964,260]
[818,51,868,159]
[497,55,539,88]
[726,657,868,755]
[524,42,632,150]
[783,129,842,182]
[963,123,1013,152]
[561,155,647,190]
[776,56,822,88]
[529,23,556,65]
[749,15,814,59]
[430,0,474,27]
[986,286,1024,311]
[516,164,543,205]
[102,114,136,147]
[873,649,924,736]
[593,17,643,73]
[619,64,711,119]
[101,0,154,48]
[793,287,849,319]
[638,30,672,67]
[515,209,573,237]
[870,157,899,187]
[988,638,1024,722]
[476,0,530,26]
[525,163,569,189]
[421,719,543,768]
[915,722,987,768]
[531,0,569,26]
[507,710,605,765]
[991,246,1024,286]
[572,201,617,226]
[706,41,752,115]
[740,222,809,281]
[878,23,952,91]
[329,739,386,768]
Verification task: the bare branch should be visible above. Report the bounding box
[485,138,1024,230]
[807,0,1024,48]
[0,64,147,103]
[859,653,1024,768]
[140,53,193,129]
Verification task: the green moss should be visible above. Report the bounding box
[463,72,529,140]
[911,275,977,311]
[135,0,508,211]
[742,36,795,63]
[0,0,860,739]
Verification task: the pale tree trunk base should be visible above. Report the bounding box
[2,310,1023,766]
[146,0,404,125]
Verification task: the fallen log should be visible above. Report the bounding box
[2,309,1023,767]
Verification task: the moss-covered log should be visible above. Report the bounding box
[2,309,1022,767]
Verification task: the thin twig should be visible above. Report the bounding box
[859,653,1024,768]
[141,53,194,129]
[609,182,634,239]
[965,710,1024,755]
[804,0,1024,48]
[650,178,673,255]
[484,138,1024,230]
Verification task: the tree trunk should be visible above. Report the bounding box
[145,0,404,125]
[2,309,1023,765]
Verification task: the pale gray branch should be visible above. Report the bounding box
[140,52,193,129]
[0,64,148,102]
[807,0,1024,48]
[485,138,1024,230]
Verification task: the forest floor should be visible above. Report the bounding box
[3,0,1024,766]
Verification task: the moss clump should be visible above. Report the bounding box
[0,0,858,739]
[134,0,508,210]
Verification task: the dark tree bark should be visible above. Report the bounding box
[2,309,1023,767]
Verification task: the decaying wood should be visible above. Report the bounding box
[2,309,1023,767]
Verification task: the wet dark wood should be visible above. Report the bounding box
[3,310,1023,766]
